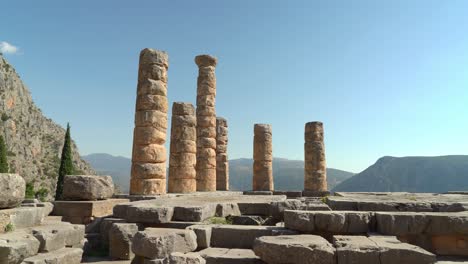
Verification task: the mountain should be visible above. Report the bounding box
[333,155,468,193]
[0,55,94,199]
[82,154,355,192]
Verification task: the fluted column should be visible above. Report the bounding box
[130,48,168,195]
[216,117,229,190]
[195,55,218,192]
[304,121,328,192]
[253,124,274,191]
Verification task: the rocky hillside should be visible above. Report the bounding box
[0,55,94,198]
[83,154,354,192]
[333,155,468,193]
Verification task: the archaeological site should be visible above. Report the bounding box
[1,47,467,264]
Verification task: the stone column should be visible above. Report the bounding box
[195,55,218,192]
[168,102,197,193]
[216,117,229,191]
[304,122,328,193]
[130,48,169,195]
[253,124,274,191]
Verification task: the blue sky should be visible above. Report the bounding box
[2,0,468,173]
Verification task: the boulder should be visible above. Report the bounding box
[62,175,114,201]
[109,223,139,260]
[132,228,197,259]
[253,235,336,264]
[0,174,25,209]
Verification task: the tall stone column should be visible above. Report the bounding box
[168,102,197,193]
[253,124,274,191]
[216,117,229,191]
[195,55,218,192]
[130,48,169,195]
[304,122,328,194]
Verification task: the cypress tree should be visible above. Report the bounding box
[0,135,8,173]
[55,123,74,200]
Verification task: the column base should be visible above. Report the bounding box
[302,190,330,197]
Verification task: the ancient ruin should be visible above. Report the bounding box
[195,55,218,192]
[168,102,197,193]
[253,124,274,191]
[130,48,169,195]
[304,121,328,195]
[216,117,229,191]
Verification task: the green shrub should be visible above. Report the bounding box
[0,135,8,173]
[4,223,14,232]
[206,217,232,225]
[1,113,10,122]
[35,188,49,202]
[25,183,35,199]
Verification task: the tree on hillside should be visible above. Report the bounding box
[55,123,75,200]
[0,135,9,173]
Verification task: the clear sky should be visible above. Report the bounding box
[2,0,468,173]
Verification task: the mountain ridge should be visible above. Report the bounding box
[0,55,94,199]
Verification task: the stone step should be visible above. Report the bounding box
[29,222,85,252]
[22,247,83,264]
[1,203,53,233]
[209,225,297,249]
[198,248,264,264]
[0,230,40,264]
[334,235,437,264]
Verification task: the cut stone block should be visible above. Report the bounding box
[126,205,174,224]
[169,252,206,264]
[99,218,127,248]
[376,212,468,236]
[210,225,297,249]
[186,225,212,249]
[369,235,437,264]
[199,247,264,264]
[62,175,114,201]
[0,230,40,264]
[333,235,381,264]
[215,203,241,217]
[31,222,85,252]
[109,223,139,260]
[273,191,302,198]
[52,199,129,224]
[22,247,83,264]
[431,234,468,256]
[0,174,25,209]
[132,228,197,259]
[173,205,216,222]
[237,202,272,216]
[284,210,374,234]
[1,204,53,233]
[253,235,336,264]
[269,200,303,220]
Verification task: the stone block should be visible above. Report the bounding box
[0,230,40,264]
[109,223,139,260]
[230,215,264,226]
[253,235,335,264]
[126,205,174,224]
[21,247,83,264]
[0,174,25,209]
[99,218,127,248]
[284,210,374,234]
[52,199,130,223]
[273,191,302,198]
[168,252,206,264]
[369,235,436,264]
[31,222,84,252]
[1,205,53,233]
[62,175,114,201]
[269,199,303,220]
[199,247,264,264]
[215,203,241,217]
[173,205,216,222]
[186,225,212,250]
[210,225,297,249]
[132,228,197,259]
[333,235,380,264]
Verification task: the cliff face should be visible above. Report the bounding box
[0,54,94,199]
